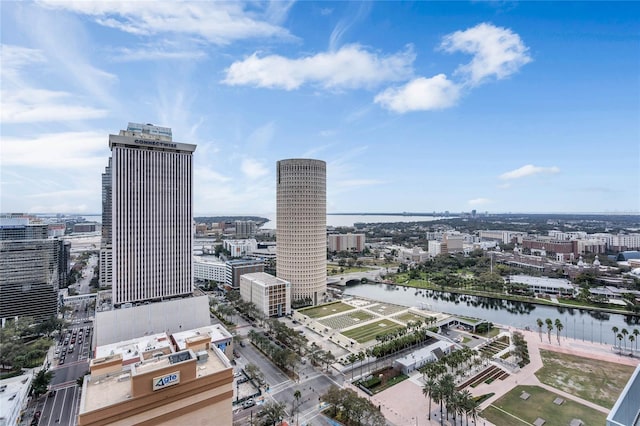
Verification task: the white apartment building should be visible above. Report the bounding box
[240,272,291,317]
[328,233,365,252]
[108,123,196,305]
[223,239,257,257]
[193,256,226,283]
[612,234,640,250]
[276,159,327,306]
[428,240,442,257]
[478,230,525,244]
[393,245,429,263]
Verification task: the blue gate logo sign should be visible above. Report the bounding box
[152,372,180,391]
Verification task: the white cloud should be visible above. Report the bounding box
[223,44,415,90]
[194,166,231,183]
[241,158,269,179]
[374,74,461,113]
[1,44,46,78]
[441,22,532,86]
[1,131,108,169]
[37,1,293,45]
[1,42,114,123]
[499,164,560,180]
[468,197,491,206]
[1,88,107,123]
[329,2,370,51]
[110,46,207,62]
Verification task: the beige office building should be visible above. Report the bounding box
[107,123,196,305]
[78,332,233,425]
[240,272,291,317]
[276,159,327,306]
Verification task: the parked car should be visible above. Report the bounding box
[242,399,255,409]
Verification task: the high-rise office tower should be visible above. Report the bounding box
[0,218,69,325]
[106,123,196,306]
[276,159,327,306]
[99,158,112,288]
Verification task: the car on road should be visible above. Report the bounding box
[242,399,255,409]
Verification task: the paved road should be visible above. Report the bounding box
[36,254,97,426]
[232,340,344,425]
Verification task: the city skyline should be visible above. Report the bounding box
[1,1,639,215]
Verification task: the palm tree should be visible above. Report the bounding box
[617,333,624,353]
[622,329,629,352]
[357,351,366,379]
[554,319,563,345]
[545,318,553,344]
[467,396,479,425]
[293,389,302,425]
[629,335,635,356]
[439,374,455,422]
[422,377,437,420]
[633,329,639,353]
[612,326,619,347]
[536,318,543,341]
[431,382,444,426]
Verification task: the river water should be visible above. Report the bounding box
[344,283,640,346]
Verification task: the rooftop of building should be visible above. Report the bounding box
[617,251,640,261]
[226,258,264,266]
[241,272,289,286]
[0,372,31,418]
[193,255,225,265]
[171,324,233,350]
[95,332,173,365]
[394,340,454,366]
[508,275,574,289]
[81,346,230,414]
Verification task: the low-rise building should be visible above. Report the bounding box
[78,343,233,426]
[0,372,32,426]
[194,256,226,283]
[225,259,264,289]
[223,239,257,258]
[508,275,575,296]
[393,340,455,374]
[240,272,291,317]
[328,233,365,253]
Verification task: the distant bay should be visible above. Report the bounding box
[81,213,447,228]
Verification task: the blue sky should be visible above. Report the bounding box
[1,1,638,215]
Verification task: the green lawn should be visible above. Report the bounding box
[482,385,607,426]
[342,319,404,343]
[536,349,636,408]
[350,311,374,321]
[394,312,427,324]
[298,302,355,318]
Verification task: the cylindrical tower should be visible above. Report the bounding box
[276,159,327,306]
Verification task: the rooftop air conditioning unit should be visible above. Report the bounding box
[196,350,209,363]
